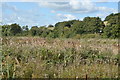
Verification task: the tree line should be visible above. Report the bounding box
[1,13,119,38]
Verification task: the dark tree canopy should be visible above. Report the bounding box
[83,17,104,34]
[102,13,119,38]
[1,13,119,38]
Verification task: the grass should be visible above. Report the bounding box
[1,37,119,78]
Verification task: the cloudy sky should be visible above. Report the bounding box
[1,0,119,27]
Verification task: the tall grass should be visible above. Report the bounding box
[1,37,119,78]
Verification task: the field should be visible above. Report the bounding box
[1,37,119,78]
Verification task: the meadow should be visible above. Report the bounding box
[1,37,119,78]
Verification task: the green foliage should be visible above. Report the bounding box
[102,25,119,38]
[2,25,11,36]
[2,37,118,78]
[10,23,22,36]
[102,13,119,38]
[2,23,22,36]
[48,24,54,28]
[22,25,29,36]
[73,34,81,39]
[30,26,39,36]
[1,13,119,38]
[81,34,101,38]
[83,17,104,34]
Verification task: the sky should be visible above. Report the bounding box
[1,0,119,27]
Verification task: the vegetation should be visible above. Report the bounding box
[0,13,119,79]
[1,13,119,38]
[1,37,119,78]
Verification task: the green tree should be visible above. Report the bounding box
[83,17,104,34]
[30,26,39,36]
[102,24,119,38]
[71,21,85,34]
[102,13,119,38]
[53,20,79,38]
[10,23,22,36]
[2,25,11,36]
[48,25,54,28]
[22,25,29,36]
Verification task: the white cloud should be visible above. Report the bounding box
[96,5,118,20]
[17,17,21,20]
[97,0,119,2]
[3,0,69,2]
[2,3,18,12]
[2,0,118,26]
[69,0,80,10]
[79,17,84,21]
[38,0,117,14]
[96,13,107,20]
[6,23,13,25]
[2,2,45,26]
[2,0,118,14]
[98,6,117,13]
[57,13,62,16]
[56,13,76,21]
[2,0,119,2]
[64,14,76,20]
[51,10,56,13]
[69,0,95,10]
[97,0,108,2]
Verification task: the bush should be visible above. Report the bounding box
[81,34,101,38]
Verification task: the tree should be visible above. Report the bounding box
[30,26,39,36]
[2,25,11,36]
[1,13,119,38]
[48,25,54,28]
[102,13,119,38]
[71,21,85,34]
[41,28,50,37]
[102,24,119,38]
[53,20,79,38]
[83,17,104,34]
[22,25,29,31]
[22,25,29,36]
[10,23,22,36]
